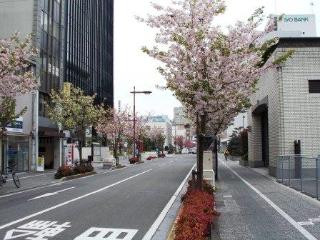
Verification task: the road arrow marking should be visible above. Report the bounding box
[29,187,75,201]
[4,229,36,239]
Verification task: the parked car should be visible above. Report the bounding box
[181,148,189,154]
[189,147,197,154]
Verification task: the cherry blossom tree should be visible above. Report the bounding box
[184,139,196,149]
[46,84,105,162]
[0,33,38,168]
[96,107,131,165]
[0,33,38,134]
[174,135,184,151]
[147,126,166,154]
[0,33,38,98]
[139,0,293,188]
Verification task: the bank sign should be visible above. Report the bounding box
[283,16,309,23]
[6,117,23,133]
[277,14,317,37]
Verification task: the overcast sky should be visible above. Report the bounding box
[114,0,320,119]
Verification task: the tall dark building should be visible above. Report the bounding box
[64,0,114,106]
[0,0,113,172]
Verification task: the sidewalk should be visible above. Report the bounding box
[0,165,124,196]
[0,170,58,196]
[213,158,320,240]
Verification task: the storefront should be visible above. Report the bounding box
[1,117,30,173]
[2,135,30,172]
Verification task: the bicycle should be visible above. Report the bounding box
[0,162,21,188]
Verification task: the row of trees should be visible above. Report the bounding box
[139,0,293,188]
[0,33,166,168]
[47,84,166,165]
[174,136,196,151]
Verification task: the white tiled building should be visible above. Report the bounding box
[248,37,320,176]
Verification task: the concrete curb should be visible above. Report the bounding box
[60,171,96,181]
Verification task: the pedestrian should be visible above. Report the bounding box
[224,149,229,161]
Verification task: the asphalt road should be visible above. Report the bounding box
[216,158,320,240]
[0,155,195,240]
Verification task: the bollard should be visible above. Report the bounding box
[300,156,303,192]
[317,156,319,199]
[281,157,284,184]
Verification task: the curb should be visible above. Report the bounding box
[60,171,96,181]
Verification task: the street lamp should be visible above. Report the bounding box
[130,86,152,158]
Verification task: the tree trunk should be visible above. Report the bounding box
[196,113,206,190]
[114,139,119,166]
[196,114,200,185]
[78,141,82,162]
[0,130,3,172]
[214,137,218,181]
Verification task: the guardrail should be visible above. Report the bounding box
[277,155,320,199]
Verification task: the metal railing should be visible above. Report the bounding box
[277,155,320,199]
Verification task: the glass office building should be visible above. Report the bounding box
[64,0,114,106]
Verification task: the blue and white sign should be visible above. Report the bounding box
[6,117,23,133]
[277,14,317,37]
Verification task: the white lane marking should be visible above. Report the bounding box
[298,217,320,226]
[28,187,75,201]
[0,169,152,231]
[0,164,139,199]
[142,164,196,240]
[4,220,71,240]
[298,221,315,226]
[74,227,138,240]
[223,194,232,198]
[0,183,64,199]
[222,161,317,240]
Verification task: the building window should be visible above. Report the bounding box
[309,80,320,93]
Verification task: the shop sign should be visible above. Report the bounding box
[85,127,92,138]
[37,156,45,172]
[6,117,23,133]
[63,82,71,97]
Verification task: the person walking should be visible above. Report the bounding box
[224,149,229,161]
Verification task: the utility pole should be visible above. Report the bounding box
[130,86,152,158]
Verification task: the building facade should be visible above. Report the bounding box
[247,38,320,176]
[147,115,172,148]
[64,0,114,106]
[172,107,195,145]
[0,0,114,172]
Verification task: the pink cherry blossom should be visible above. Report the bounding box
[0,33,38,98]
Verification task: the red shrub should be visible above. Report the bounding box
[54,165,73,179]
[174,184,218,240]
[129,157,139,164]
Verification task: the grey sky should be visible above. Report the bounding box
[114,0,320,119]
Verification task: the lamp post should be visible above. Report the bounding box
[130,86,152,158]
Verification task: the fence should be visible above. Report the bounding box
[277,155,320,199]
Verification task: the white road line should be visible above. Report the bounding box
[28,187,75,201]
[222,161,317,240]
[0,169,152,231]
[0,165,139,199]
[142,164,196,240]
[0,183,64,199]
